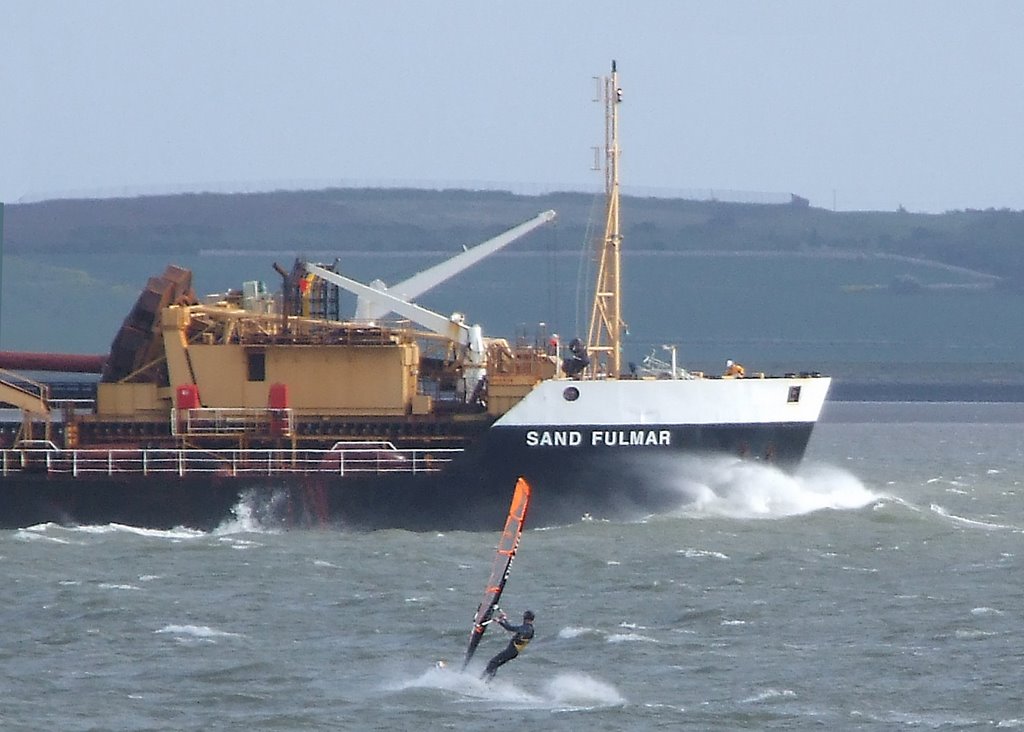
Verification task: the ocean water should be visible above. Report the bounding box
[2,401,1023,730]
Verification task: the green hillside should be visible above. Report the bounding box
[6,188,1024,279]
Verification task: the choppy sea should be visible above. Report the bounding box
[2,401,1023,730]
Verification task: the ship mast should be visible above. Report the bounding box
[586,60,624,378]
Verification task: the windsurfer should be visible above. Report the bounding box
[482,610,535,681]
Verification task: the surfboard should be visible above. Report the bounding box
[462,476,531,669]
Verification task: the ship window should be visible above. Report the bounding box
[787,386,801,403]
[563,386,580,402]
[247,352,266,382]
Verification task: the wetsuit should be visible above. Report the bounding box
[482,618,534,680]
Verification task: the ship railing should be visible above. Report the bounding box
[0,368,50,413]
[171,407,295,437]
[51,398,96,414]
[0,446,463,478]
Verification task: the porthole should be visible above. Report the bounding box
[563,386,580,402]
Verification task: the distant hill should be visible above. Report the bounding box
[5,188,1024,282]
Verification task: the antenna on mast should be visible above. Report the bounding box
[585,60,624,378]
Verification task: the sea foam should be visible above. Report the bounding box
[394,666,624,710]
[661,455,879,519]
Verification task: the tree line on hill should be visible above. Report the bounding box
[5,188,1024,286]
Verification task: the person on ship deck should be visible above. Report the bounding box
[724,359,746,378]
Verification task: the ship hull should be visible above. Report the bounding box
[0,418,817,531]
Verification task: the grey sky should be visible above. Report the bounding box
[3,1,1023,212]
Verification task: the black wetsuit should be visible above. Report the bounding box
[483,618,534,680]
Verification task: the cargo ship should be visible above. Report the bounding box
[0,62,830,531]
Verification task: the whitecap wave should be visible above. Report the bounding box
[391,665,541,704]
[930,504,1018,531]
[15,522,202,541]
[14,526,74,543]
[676,547,729,559]
[543,672,626,709]
[742,687,796,704]
[559,624,656,644]
[660,456,879,519]
[392,666,625,710]
[971,606,1005,616]
[213,499,279,535]
[104,523,205,539]
[558,625,602,640]
[155,624,243,640]
[606,631,657,643]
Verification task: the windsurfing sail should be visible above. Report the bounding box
[462,476,532,669]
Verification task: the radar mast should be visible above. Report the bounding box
[586,60,624,378]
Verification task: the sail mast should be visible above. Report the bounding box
[586,60,623,378]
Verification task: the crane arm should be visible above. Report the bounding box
[354,210,556,321]
[303,263,473,347]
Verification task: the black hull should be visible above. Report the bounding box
[0,421,815,531]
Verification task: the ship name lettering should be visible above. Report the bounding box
[591,430,671,447]
[525,430,583,447]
